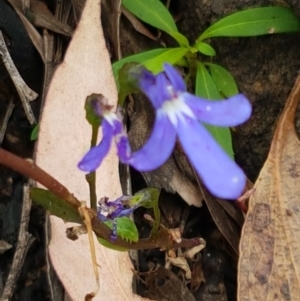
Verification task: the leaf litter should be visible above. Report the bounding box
[238,75,300,301]
[35,0,152,300]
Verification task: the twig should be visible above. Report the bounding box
[0,148,203,251]
[0,30,38,125]
[0,148,81,209]
[0,100,14,144]
[121,7,158,41]
[1,184,35,301]
[113,0,122,59]
[79,203,100,300]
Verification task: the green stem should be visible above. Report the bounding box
[184,51,197,84]
[86,124,99,210]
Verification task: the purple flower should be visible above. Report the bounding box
[78,63,252,200]
[122,64,252,199]
[97,196,138,240]
[78,100,130,171]
[97,196,136,220]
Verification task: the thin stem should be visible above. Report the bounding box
[91,217,202,250]
[0,148,202,251]
[86,124,99,210]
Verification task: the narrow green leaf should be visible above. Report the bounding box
[30,124,39,141]
[122,0,177,34]
[98,217,138,251]
[30,188,82,223]
[113,48,169,90]
[118,63,141,105]
[175,56,188,67]
[106,217,138,242]
[195,42,216,56]
[169,31,190,47]
[196,62,221,100]
[205,63,238,97]
[198,7,300,41]
[143,47,188,73]
[196,62,234,157]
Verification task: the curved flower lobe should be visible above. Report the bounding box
[176,116,246,199]
[78,119,114,172]
[126,112,177,171]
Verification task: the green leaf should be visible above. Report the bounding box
[98,217,138,251]
[169,31,190,47]
[30,188,82,223]
[198,7,300,41]
[30,124,39,141]
[113,48,169,90]
[113,47,186,100]
[196,62,234,157]
[143,47,188,73]
[195,42,216,56]
[98,188,161,251]
[196,62,221,100]
[117,63,141,105]
[108,217,139,242]
[205,63,238,97]
[129,188,161,236]
[122,0,177,34]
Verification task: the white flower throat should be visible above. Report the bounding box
[161,86,195,126]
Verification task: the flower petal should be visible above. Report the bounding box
[116,135,131,162]
[183,93,252,126]
[163,63,186,92]
[176,117,246,199]
[109,207,136,219]
[112,117,132,162]
[138,69,165,109]
[127,112,177,171]
[78,119,114,172]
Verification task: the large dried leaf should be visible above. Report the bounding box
[35,0,150,300]
[238,75,300,300]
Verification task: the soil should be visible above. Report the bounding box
[1,0,300,300]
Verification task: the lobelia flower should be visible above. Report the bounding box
[97,196,136,221]
[122,63,252,199]
[78,98,130,172]
[78,63,252,200]
[97,195,142,240]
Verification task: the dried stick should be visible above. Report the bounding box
[1,184,35,301]
[0,148,81,209]
[0,99,14,144]
[0,30,38,125]
[0,147,202,250]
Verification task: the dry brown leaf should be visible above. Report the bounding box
[121,7,158,41]
[30,0,74,37]
[146,266,196,301]
[34,0,150,300]
[7,0,45,62]
[201,185,242,255]
[238,75,300,301]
